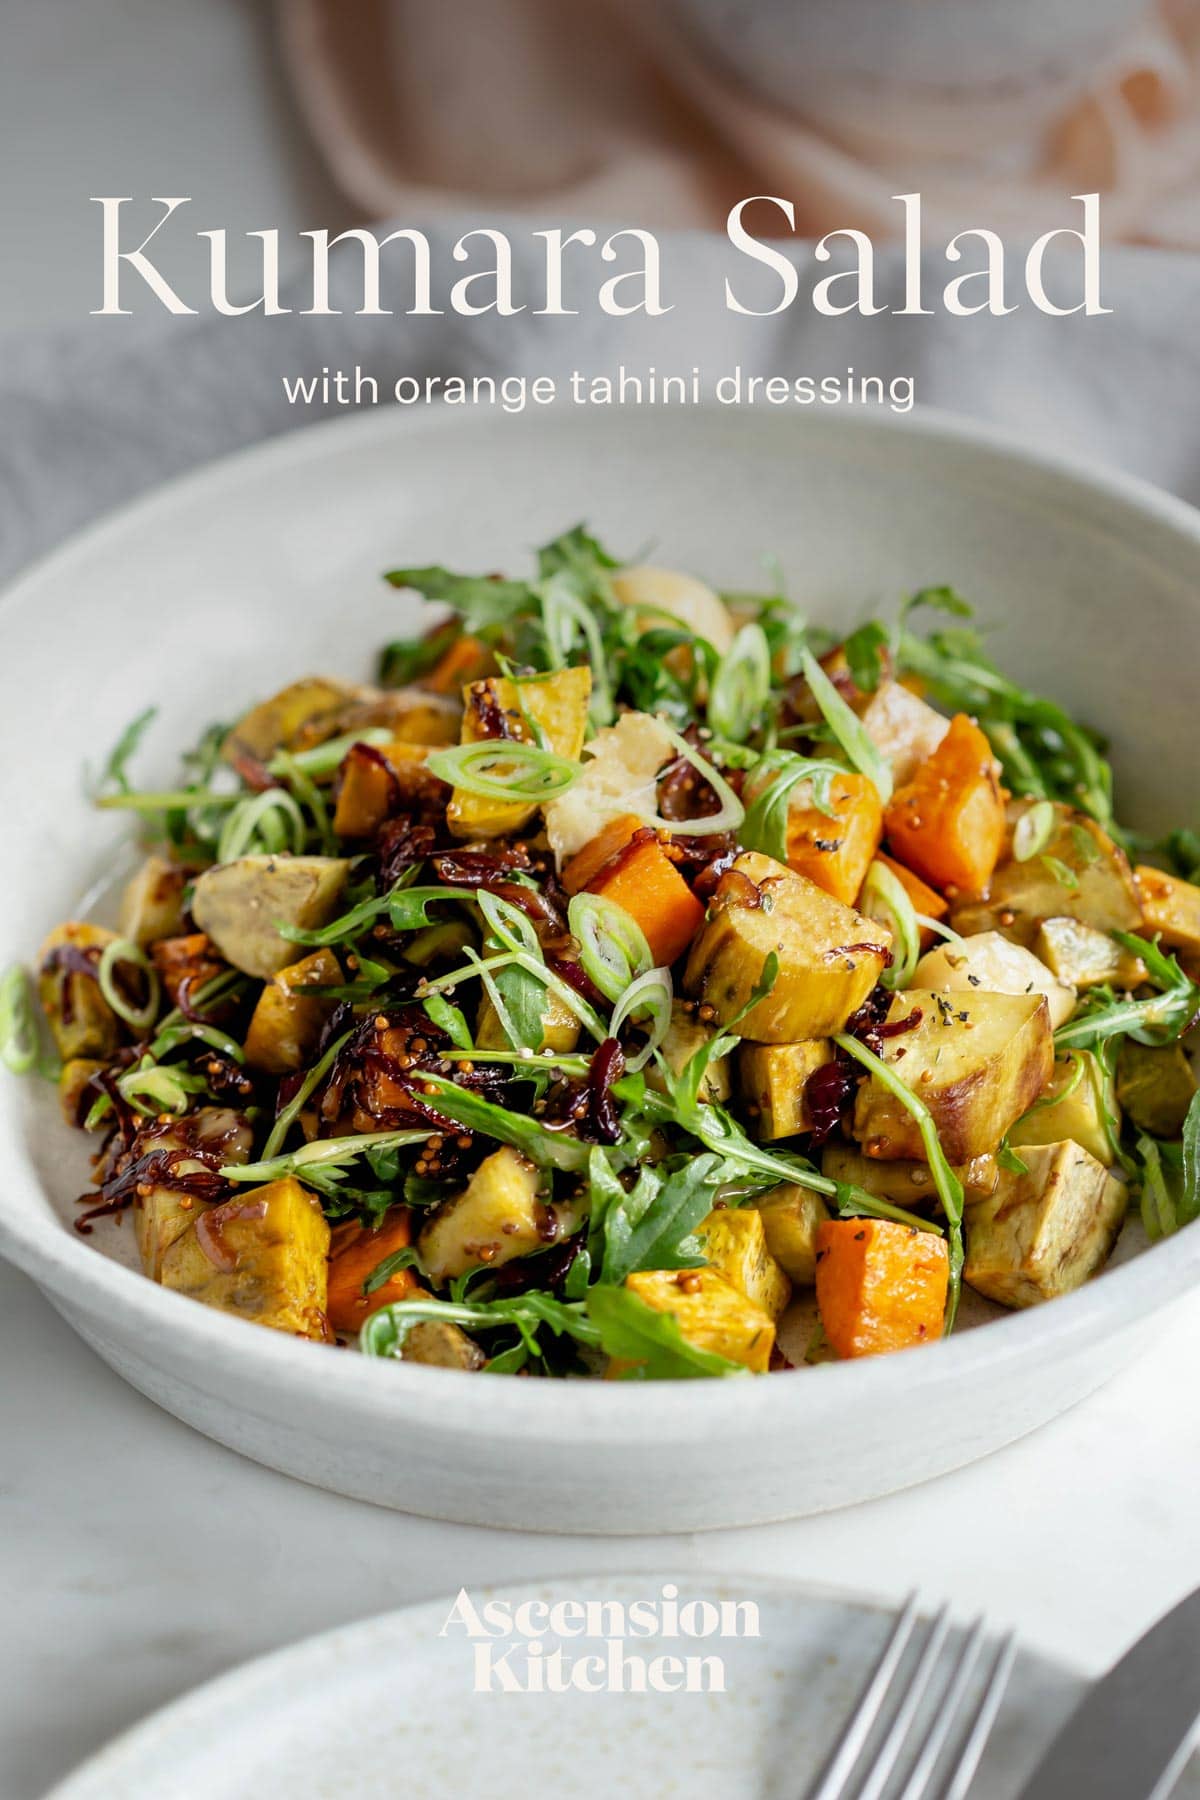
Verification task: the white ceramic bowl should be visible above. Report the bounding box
[2,403,1198,1533]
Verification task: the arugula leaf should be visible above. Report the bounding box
[585,1284,747,1379]
[841,621,890,694]
[415,1075,592,1171]
[740,753,844,863]
[799,649,893,802]
[1055,933,1200,1051]
[599,1154,724,1285]
[360,1291,600,1361]
[385,566,534,631]
[377,621,459,688]
[536,522,619,584]
[93,706,158,797]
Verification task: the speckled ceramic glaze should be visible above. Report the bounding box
[2,404,1199,1531]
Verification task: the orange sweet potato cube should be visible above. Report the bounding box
[327,1208,421,1333]
[884,713,1004,898]
[787,771,883,906]
[815,1217,948,1358]
[875,852,948,948]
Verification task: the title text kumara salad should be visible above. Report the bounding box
[4,526,1199,1378]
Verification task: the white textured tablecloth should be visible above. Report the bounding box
[5,229,1200,1798]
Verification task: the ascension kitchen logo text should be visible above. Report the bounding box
[441,1585,761,1694]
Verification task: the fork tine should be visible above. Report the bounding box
[806,1594,921,1800]
[855,1604,954,1800]
[910,1634,1014,1800]
[935,1633,1016,1800]
[894,1616,989,1800]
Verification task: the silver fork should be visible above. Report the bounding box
[806,1596,1017,1800]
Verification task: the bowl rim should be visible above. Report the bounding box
[2,395,1199,1441]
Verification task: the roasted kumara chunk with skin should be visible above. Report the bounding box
[1009,1050,1120,1168]
[417,1146,582,1284]
[914,932,1076,1030]
[1033,915,1146,991]
[132,1108,254,1281]
[38,922,121,1062]
[950,805,1143,945]
[684,852,892,1043]
[191,854,350,980]
[964,1140,1127,1309]
[222,676,360,765]
[119,854,189,947]
[159,1175,331,1339]
[851,989,1054,1164]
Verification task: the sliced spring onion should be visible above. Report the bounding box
[860,860,920,989]
[799,648,893,803]
[266,727,392,781]
[539,574,615,726]
[567,892,653,1004]
[708,622,771,741]
[610,967,673,1071]
[259,1029,351,1161]
[96,788,244,813]
[271,748,335,854]
[217,787,307,864]
[914,914,963,945]
[117,1061,207,1117]
[740,749,845,862]
[476,890,542,959]
[97,939,161,1033]
[425,740,581,804]
[834,1032,965,1330]
[1012,798,1056,863]
[649,724,745,837]
[227,1127,431,1189]
[0,964,39,1075]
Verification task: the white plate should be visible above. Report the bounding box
[44,1573,1200,1800]
[2,402,1200,1532]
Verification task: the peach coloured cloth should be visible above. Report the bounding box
[278,0,1200,243]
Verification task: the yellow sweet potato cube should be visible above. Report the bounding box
[448,666,591,840]
[644,1003,732,1104]
[243,948,343,1074]
[696,1206,792,1320]
[417,1146,580,1283]
[621,1267,775,1373]
[159,1175,331,1338]
[738,1038,833,1139]
[749,1183,831,1286]
[1010,1051,1120,1167]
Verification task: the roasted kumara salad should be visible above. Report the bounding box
[3,527,1198,1378]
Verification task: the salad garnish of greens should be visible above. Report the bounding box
[4,526,1198,1377]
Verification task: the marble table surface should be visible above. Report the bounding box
[6,1252,1200,1797]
